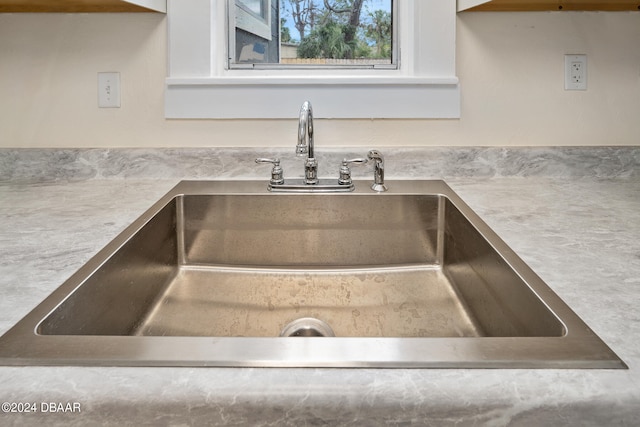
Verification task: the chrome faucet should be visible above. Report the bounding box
[255,101,384,193]
[296,101,318,185]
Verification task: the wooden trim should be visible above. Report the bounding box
[0,0,161,13]
[466,0,640,11]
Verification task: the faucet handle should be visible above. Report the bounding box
[255,158,284,185]
[338,157,368,186]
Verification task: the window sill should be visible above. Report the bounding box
[166,76,459,86]
[165,77,460,119]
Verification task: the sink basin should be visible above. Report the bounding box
[0,180,626,368]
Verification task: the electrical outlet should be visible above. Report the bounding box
[565,55,587,91]
[98,72,121,108]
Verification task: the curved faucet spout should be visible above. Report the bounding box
[297,101,314,157]
[296,101,318,184]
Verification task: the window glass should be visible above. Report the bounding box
[238,0,264,15]
[230,0,395,68]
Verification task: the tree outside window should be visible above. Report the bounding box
[231,0,393,67]
[282,0,392,65]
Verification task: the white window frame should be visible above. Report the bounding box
[165,0,460,119]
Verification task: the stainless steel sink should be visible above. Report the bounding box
[0,180,626,368]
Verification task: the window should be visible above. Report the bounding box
[230,0,396,69]
[166,0,459,119]
[239,0,266,16]
[235,0,272,42]
[232,0,277,64]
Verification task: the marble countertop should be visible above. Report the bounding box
[0,148,639,426]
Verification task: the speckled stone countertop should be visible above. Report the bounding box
[0,147,639,426]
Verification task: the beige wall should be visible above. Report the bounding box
[1,11,639,148]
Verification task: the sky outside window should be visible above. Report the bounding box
[279,0,392,64]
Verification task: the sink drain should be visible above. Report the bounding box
[279,318,336,337]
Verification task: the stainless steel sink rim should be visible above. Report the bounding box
[0,180,627,369]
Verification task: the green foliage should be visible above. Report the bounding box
[363,9,391,58]
[283,0,392,60]
[280,18,293,43]
[297,21,355,59]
